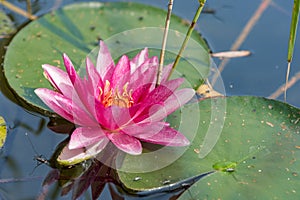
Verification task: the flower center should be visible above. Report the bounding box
[98,80,134,108]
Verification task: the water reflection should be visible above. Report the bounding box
[35,136,198,199]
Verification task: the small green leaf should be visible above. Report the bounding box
[212,161,237,173]
[0,116,7,148]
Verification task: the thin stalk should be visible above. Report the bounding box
[26,0,32,15]
[269,70,300,99]
[156,0,174,87]
[284,62,291,101]
[284,0,300,101]
[167,0,207,80]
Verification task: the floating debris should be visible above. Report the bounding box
[162,179,171,185]
[193,148,200,154]
[133,176,142,181]
[196,84,223,99]
[211,50,251,59]
[266,121,274,127]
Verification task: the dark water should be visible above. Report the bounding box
[0,0,297,199]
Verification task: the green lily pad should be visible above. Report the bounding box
[3,2,210,114]
[0,116,7,148]
[118,96,300,199]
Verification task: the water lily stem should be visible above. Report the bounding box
[167,0,207,80]
[156,0,174,87]
[284,62,291,101]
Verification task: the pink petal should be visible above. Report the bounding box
[86,57,103,97]
[43,63,88,112]
[132,78,185,122]
[106,133,142,155]
[54,95,97,126]
[35,88,97,126]
[94,99,115,128]
[140,88,195,123]
[35,88,74,122]
[63,53,79,85]
[69,126,106,149]
[131,83,153,104]
[130,48,149,73]
[75,88,99,121]
[58,146,89,164]
[86,58,102,91]
[161,62,173,83]
[96,41,115,79]
[85,137,110,156]
[141,78,184,105]
[58,137,109,165]
[136,126,190,146]
[95,105,133,130]
[111,55,130,88]
[63,54,99,118]
[121,121,168,137]
[42,64,73,96]
[129,56,158,91]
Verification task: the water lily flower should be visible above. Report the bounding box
[35,41,194,164]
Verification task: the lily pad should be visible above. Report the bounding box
[118,96,300,199]
[2,2,210,114]
[0,116,7,148]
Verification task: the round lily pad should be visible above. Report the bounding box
[118,96,300,199]
[2,2,210,114]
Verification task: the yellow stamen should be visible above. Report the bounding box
[98,81,134,108]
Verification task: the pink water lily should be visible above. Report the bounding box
[35,41,194,164]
